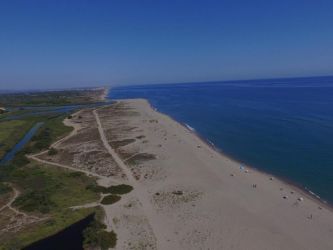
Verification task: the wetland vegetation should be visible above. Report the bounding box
[0,88,114,249]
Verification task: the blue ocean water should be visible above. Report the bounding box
[109,76,333,204]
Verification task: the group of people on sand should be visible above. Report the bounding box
[239,164,317,220]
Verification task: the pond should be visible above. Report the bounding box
[23,214,94,250]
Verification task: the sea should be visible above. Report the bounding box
[108,76,333,205]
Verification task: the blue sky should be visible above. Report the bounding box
[0,0,332,89]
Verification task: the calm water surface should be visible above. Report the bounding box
[24,214,94,250]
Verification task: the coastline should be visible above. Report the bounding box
[115,99,333,249]
[97,86,110,102]
[138,98,333,210]
[31,97,333,249]
[184,121,332,209]
[192,126,333,210]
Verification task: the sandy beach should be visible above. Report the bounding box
[35,99,333,249]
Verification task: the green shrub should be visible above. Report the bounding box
[47,147,58,156]
[101,195,121,205]
[85,183,105,193]
[13,190,55,213]
[83,217,117,249]
[67,171,84,178]
[99,231,117,249]
[0,182,11,195]
[104,184,133,195]
[11,152,30,167]
[86,184,133,195]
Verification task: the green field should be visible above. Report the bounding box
[0,162,101,249]
[0,89,116,249]
[0,113,73,159]
[0,112,103,249]
[27,115,73,154]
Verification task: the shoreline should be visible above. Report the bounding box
[98,86,110,101]
[30,97,333,249]
[121,97,333,211]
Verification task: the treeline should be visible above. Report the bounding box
[0,89,103,107]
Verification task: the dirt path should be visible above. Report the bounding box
[93,109,173,250]
[28,154,111,181]
[0,185,19,213]
[27,110,122,185]
[0,185,39,220]
[31,111,82,158]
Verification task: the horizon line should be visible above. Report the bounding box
[1,74,333,93]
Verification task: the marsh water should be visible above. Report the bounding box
[23,214,94,250]
[1,102,109,121]
[0,103,106,247]
[0,101,112,164]
[0,122,44,165]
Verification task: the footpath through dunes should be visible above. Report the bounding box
[34,108,126,181]
[0,185,46,234]
[96,99,333,250]
[94,108,173,249]
[30,106,162,249]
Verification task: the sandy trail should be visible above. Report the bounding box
[93,109,174,249]
[27,110,122,185]
[0,184,43,233]
[5,188,39,220]
[28,154,110,181]
[31,111,82,158]
[0,185,19,213]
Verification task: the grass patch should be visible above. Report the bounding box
[28,115,72,153]
[47,147,58,156]
[0,98,118,249]
[0,207,98,250]
[14,190,55,214]
[86,183,133,195]
[101,195,121,205]
[11,163,99,213]
[104,184,133,195]
[0,182,11,195]
[0,162,101,248]
[0,183,12,208]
